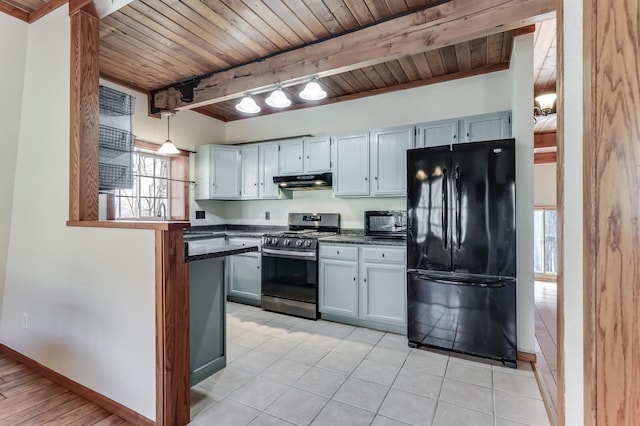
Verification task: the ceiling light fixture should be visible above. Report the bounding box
[235,95,261,114]
[265,86,292,108]
[535,93,557,115]
[299,77,327,101]
[158,110,180,155]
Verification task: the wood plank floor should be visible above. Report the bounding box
[0,353,131,425]
[535,279,558,425]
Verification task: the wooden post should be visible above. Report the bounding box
[69,4,99,222]
[583,1,640,425]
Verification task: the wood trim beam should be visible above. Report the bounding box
[517,351,537,363]
[28,0,67,23]
[69,6,99,222]
[0,2,29,22]
[155,229,190,426]
[0,344,154,425]
[534,132,557,149]
[152,0,556,111]
[534,151,557,164]
[513,24,536,36]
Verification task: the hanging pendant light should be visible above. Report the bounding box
[158,110,180,155]
[235,95,261,113]
[265,86,292,108]
[299,77,327,100]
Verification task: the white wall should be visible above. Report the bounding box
[562,0,584,423]
[0,7,156,420]
[0,14,28,320]
[226,71,512,143]
[534,163,557,206]
[510,33,536,354]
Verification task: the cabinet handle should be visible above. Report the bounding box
[212,183,215,187]
[375,176,378,180]
[254,183,257,186]
[299,156,302,160]
[257,266,260,269]
[364,278,367,282]
[353,277,356,281]
[382,253,385,258]
[337,250,340,255]
[306,155,309,159]
[261,182,264,185]
[364,177,368,181]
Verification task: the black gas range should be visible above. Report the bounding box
[261,213,340,319]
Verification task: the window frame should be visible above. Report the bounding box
[534,205,558,280]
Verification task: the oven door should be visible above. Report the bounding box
[261,249,319,318]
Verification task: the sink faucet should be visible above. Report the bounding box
[157,202,167,221]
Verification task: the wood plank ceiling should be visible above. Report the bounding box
[2,0,556,126]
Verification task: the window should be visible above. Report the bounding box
[534,207,557,276]
[114,151,170,219]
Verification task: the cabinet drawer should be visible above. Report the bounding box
[361,247,405,263]
[228,238,261,252]
[319,244,358,260]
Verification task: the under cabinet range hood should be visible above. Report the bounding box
[273,172,332,190]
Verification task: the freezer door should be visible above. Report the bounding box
[407,272,516,363]
[406,146,452,272]
[451,139,516,277]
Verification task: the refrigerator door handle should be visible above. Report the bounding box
[442,168,448,250]
[455,166,462,250]
[414,275,506,288]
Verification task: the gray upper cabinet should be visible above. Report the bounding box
[241,145,259,199]
[370,126,414,197]
[416,119,458,148]
[195,144,241,200]
[259,142,280,199]
[332,132,370,197]
[303,136,331,173]
[278,138,305,175]
[461,111,511,142]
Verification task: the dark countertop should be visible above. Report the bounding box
[184,244,259,262]
[320,234,407,247]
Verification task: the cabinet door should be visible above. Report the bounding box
[241,145,259,199]
[360,262,406,325]
[416,120,458,148]
[227,253,261,302]
[319,258,359,317]
[194,144,213,199]
[259,142,280,199]
[332,132,370,197]
[370,126,414,196]
[279,138,304,175]
[461,111,511,142]
[211,146,241,199]
[304,136,331,173]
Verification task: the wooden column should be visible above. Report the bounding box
[584,1,640,425]
[155,228,190,426]
[69,5,99,222]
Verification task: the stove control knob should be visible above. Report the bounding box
[296,240,303,247]
[283,239,290,246]
[264,237,271,244]
[304,240,312,247]
[272,238,278,245]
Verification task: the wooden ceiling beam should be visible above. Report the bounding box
[0,2,29,22]
[534,131,557,149]
[151,0,555,111]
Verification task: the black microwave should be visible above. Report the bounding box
[365,211,407,238]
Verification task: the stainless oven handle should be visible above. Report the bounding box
[262,248,317,260]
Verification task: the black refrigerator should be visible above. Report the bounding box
[406,138,517,366]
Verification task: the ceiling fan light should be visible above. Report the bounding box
[235,96,261,113]
[265,88,292,108]
[159,140,180,155]
[300,79,327,100]
[535,93,557,113]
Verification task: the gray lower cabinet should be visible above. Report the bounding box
[226,238,262,305]
[190,258,226,386]
[319,243,406,332]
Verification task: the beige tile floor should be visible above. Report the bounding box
[190,303,549,426]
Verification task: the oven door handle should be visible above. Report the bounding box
[262,248,317,260]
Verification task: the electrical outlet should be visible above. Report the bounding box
[265,211,270,220]
[195,210,205,219]
[23,313,28,329]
